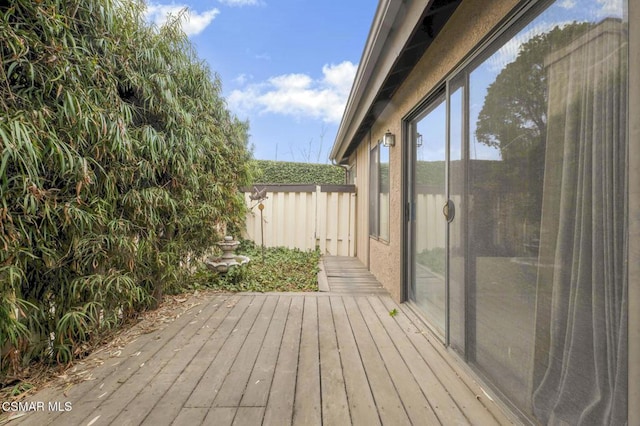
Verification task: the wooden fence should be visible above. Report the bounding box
[242,184,356,256]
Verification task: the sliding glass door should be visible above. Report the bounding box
[406,0,628,422]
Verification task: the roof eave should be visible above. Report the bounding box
[330,0,461,164]
[330,0,404,164]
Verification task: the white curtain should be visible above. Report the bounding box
[532,19,628,425]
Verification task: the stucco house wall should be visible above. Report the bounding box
[352,136,370,268]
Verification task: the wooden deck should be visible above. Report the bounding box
[3,257,516,426]
[319,256,387,294]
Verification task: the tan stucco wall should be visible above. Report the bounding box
[363,0,520,301]
[352,136,370,268]
[368,120,403,300]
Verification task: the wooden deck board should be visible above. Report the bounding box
[293,296,322,425]
[185,295,264,408]
[115,296,248,425]
[170,408,208,425]
[5,257,516,426]
[367,296,471,425]
[329,296,381,426]
[355,296,440,425]
[232,407,264,425]
[262,296,303,426]
[38,293,235,426]
[342,296,412,425]
[212,295,278,407]
[240,296,290,407]
[202,407,236,425]
[379,296,509,426]
[140,295,248,424]
[317,296,351,425]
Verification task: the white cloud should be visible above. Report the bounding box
[219,0,263,5]
[559,0,576,8]
[322,62,357,94]
[145,2,219,36]
[228,61,357,124]
[234,73,253,85]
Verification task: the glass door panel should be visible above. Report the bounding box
[410,94,447,336]
[467,42,540,413]
[405,1,628,422]
[466,1,628,418]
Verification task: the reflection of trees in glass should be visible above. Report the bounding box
[472,23,592,256]
[415,161,445,189]
[379,162,390,193]
[378,145,390,240]
[475,23,592,155]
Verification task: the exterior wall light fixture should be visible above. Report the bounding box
[382,130,395,147]
[416,133,423,147]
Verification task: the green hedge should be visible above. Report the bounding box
[252,160,345,185]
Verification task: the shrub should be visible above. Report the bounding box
[0,0,251,377]
[252,160,345,185]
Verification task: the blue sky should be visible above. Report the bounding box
[143,0,377,163]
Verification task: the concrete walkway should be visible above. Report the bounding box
[2,257,515,426]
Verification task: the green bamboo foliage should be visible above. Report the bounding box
[1,0,252,377]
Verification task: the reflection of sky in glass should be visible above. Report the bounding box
[379,143,389,164]
[416,100,446,162]
[449,87,463,161]
[469,0,625,160]
[487,0,625,71]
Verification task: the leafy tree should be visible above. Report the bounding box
[1,0,251,374]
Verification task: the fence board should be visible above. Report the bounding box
[243,185,355,256]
